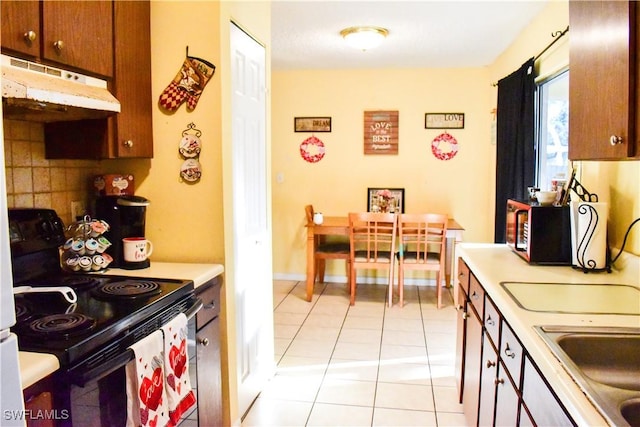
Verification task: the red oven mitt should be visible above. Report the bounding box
[159,56,216,112]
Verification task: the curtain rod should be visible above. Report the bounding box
[491,26,570,87]
[534,26,569,61]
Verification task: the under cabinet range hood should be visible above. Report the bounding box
[1,55,121,122]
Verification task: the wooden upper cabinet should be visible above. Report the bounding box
[109,0,153,158]
[42,1,113,77]
[1,1,41,57]
[45,0,153,160]
[1,1,113,78]
[569,0,639,160]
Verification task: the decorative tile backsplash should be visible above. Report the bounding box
[3,119,101,225]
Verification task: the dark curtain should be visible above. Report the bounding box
[494,58,536,243]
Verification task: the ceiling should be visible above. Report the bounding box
[271,1,549,70]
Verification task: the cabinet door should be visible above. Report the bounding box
[522,356,574,426]
[494,362,520,427]
[196,317,223,427]
[569,0,636,159]
[42,1,113,77]
[1,0,40,57]
[478,334,498,427]
[455,286,467,403]
[462,306,482,427]
[110,0,153,158]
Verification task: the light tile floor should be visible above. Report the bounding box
[242,280,469,427]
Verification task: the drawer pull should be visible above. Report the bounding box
[462,311,469,320]
[486,316,495,327]
[486,359,496,368]
[610,135,623,146]
[199,337,210,346]
[495,377,505,385]
[24,30,37,43]
[53,40,65,52]
[204,301,216,310]
[504,346,516,359]
[471,291,479,300]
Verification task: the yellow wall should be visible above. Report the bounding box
[272,68,494,278]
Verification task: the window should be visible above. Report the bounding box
[535,70,569,189]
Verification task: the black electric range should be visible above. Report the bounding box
[8,209,197,376]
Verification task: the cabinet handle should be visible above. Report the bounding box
[199,337,210,347]
[486,359,496,368]
[495,377,505,385]
[504,346,516,359]
[53,40,64,52]
[123,140,134,148]
[462,311,469,320]
[610,135,623,146]
[204,301,215,310]
[485,316,495,326]
[24,30,37,43]
[471,291,479,300]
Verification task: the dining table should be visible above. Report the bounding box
[305,216,465,302]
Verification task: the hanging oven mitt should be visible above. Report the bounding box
[159,56,216,112]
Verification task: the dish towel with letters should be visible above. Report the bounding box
[162,313,197,426]
[125,330,170,427]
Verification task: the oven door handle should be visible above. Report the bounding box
[185,297,204,320]
[69,297,203,387]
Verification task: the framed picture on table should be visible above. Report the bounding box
[367,188,405,213]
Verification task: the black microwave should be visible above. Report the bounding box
[505,199,571,265]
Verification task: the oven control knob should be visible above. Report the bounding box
[199,338,210,347]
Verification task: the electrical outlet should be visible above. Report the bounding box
[71,201,85,220]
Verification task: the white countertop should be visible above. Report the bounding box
[457,243,640,427]
[19,262,224,390]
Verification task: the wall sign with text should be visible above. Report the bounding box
[364,110,399,154]
[425,113,465,129]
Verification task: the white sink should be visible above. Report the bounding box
[500,282,640,315]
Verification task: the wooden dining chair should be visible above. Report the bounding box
[348,212,398,306]
[305,205,350,286]
[397,213,448,308]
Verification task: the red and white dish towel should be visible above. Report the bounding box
[126,330,170,427]
[162,313,197,426]
[126,313,196,427]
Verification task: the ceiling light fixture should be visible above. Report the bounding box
[340,26,389,51]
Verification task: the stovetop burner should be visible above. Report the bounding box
[94,280,161,299]
[29,313,96,339]
[14,299,32,323]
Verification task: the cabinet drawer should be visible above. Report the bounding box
[468,273,484,318]
[196,277,221,327]
[500,320,523,384]
[483,296,500,346]
[457,258,470,293]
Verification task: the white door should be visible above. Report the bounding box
[230,22,274,416]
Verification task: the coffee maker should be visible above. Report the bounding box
[95,195,151,269]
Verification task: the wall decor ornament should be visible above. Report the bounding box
[425,113,465,129]
[300,136,326,163]
[179,122,203,182]
[367,188,405,213]
[364,110,399,154]
[294,117,332,132]
[431,132,459,161]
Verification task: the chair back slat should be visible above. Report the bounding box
[397,213,448,308]
[349,212,397,264]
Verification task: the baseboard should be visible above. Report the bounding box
[272,272,439,286]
